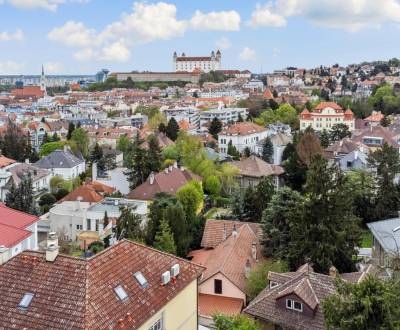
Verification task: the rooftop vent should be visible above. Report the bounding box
[161,271,171,286]
[18,293,34,309]
[114,285,128,301]
[171,264,180,278]
[134,272,148,288]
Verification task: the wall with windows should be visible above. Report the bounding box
[199,272,246,303]
[139,279,198,330]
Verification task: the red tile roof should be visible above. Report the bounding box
[313,102,343,113]
[232,156,284,178]
[0,223,31,248]
[198,293,243,317]
[0,155,16,168]
[0,203,38,229]
[0,240,204,329]
[220,122,267,136]
[60,185,104,203]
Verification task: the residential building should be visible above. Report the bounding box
[163,107,200,129]
[199,107,248,126]
[0,203,39,265]
[367,218,400,270]
[256,131,292,165]
[218,122,268,155]
[0,239,204,329]
[232,156,284,188]
[35,147,86,180]
[299,102,355,132]
[173,51,221,73]
[127,164,201,204]
[352,125,400,150]
[244,264,377,330]
[189,219,262,328]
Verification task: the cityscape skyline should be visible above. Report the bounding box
[0,0,400,75]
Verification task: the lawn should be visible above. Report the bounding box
[361,230,373,248]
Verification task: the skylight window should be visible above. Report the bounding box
[134,272,148,288]
[114,285,128,301]
[18,293,34,309]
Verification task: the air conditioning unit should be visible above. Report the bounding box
[161,271,171,285]
[171,264,180,277]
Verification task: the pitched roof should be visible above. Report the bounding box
[198,293,243,317]
[0,203,38,229]
[314,102,343,113]
[60,185,104,203]
[127,167,201,201]
[220,122,267,136]
[0,240,204,329]
[191,223,262,293]
[200,219,262,249]
[352,125,398,148]
[35,149,84,169]
[0,155,16,168]
[232,156,284,178]
[367,218,400,255]
[0,223,32,248]
[6,163,50,186]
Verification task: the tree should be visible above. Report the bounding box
[289,155,361,273]
[204,175,221,197]
[0,119,32,162]
[39,141,66,157]
[323,276,400,330]
[243,177,275,222]
[261,137,273,163]
[319,129,331,148]
[102,211,111,248]
[38,193,56,213]
[296,130,323,166]
[282,141,307,191]
[146,134,162,173]
[90,143,104,169]
[66,122,75,140]
[238,113,244,122]
[213,315,261,330]
[227,141,240,161]
[126,132,150,189]
[166,117,180,141]
[153,219,177,255]
[158,122,167,133]
[176,180,204,221]
[329,123,351,142]
[368,143,400,220]
[245,260,288,299]
[5,176,37,215]
[115,206,143,242]
[52,132,60,142]
[262,187,305,259]
[243,147,251,158]
[116,135,131,154]
[209,117,223,139]
[71,128,89,158]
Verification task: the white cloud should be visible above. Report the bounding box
[239,47,256,61]
[0,28,24,42]
[272,47,280,57]
[73,48,94,61]
[48,21,99,47]
[0,60,24,74]
[44,62,63,74]
[190,10,241,31]
[5,0,89,12]
[99,40,131,62]
[248,3,287,27]
[249,0,400,31]
[216,37,231,50]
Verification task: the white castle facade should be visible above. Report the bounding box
[173,51,221,73]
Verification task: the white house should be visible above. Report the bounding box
[35,147,86,180]
[0,203,39,265]
[200,107,248,126]
[218,122,269,155]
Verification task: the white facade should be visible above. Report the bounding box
[200,107,248,126]
[173,51,221,73]
[219,128,269,155]
[49,162,86,180]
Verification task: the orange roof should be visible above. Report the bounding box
[0,155,16,168]
[263,89,274,100]
[365,111,384,122]
[60,185,104,203]
[88,181,116,194]
[314,102,343,113]
[220,122,267,136]
[198,294,243,317]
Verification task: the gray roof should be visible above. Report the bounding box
[367,218,400,255]
[35,149,84,169]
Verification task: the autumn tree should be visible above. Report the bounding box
[296,129,323,166]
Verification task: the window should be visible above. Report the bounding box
[149,316,163,330]
[114,285,128,301]
[134,272,148,288]
[18,293,34,309]
[76,224,83,230]
[286,299,303,312]
[269,281,279,289]
[214,279,222,294]
[86,219,91,231]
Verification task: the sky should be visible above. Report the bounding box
[0,0,400,75]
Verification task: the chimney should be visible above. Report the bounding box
[149,172,155,185]
[45,232,59,262]
[244,259,251,279]
[76,196,83,210]
[92,162,98,181]
[232,224,238,238]
[222,224,227,241]
[25,159,30,164]
[0,245,10,265]
[164,167,169,174]
[252,241,257,261]
[329,266,338,278]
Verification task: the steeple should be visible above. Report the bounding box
[40,64,46,95]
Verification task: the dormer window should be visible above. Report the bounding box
[286,299,303,312]
[269,281,279,289]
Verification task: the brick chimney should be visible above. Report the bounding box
[149,172,155,185]
[45,232,59,262]
[245,259,251,278]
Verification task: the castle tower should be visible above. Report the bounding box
[173,51,177,71]
[40,65,47,95]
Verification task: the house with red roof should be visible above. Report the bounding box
[0,203,39,265]
[300,102,355,132]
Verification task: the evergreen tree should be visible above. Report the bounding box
[0,119,32,162]
[127,132,150,189]
[243,147,251,158]
[319,129,331,148]
[52,132,60,142]
[67,122,75,140]
[282,141,307,192]
[329,123,351,142]
[5,176,37,215]
[42,132,50,144]
[227,141,240,161]
[146,134,162,173]
[166,117,180,141]
[261,137,273,163]
[209,117,223,139]
[90,143,104,169]
[115,206,143,242]
[231,189,245,220]
[158,122,167,133]
[102,211,111,248]
[71,128,89,159]
[153,219,177,255]
[289,155,361,273]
